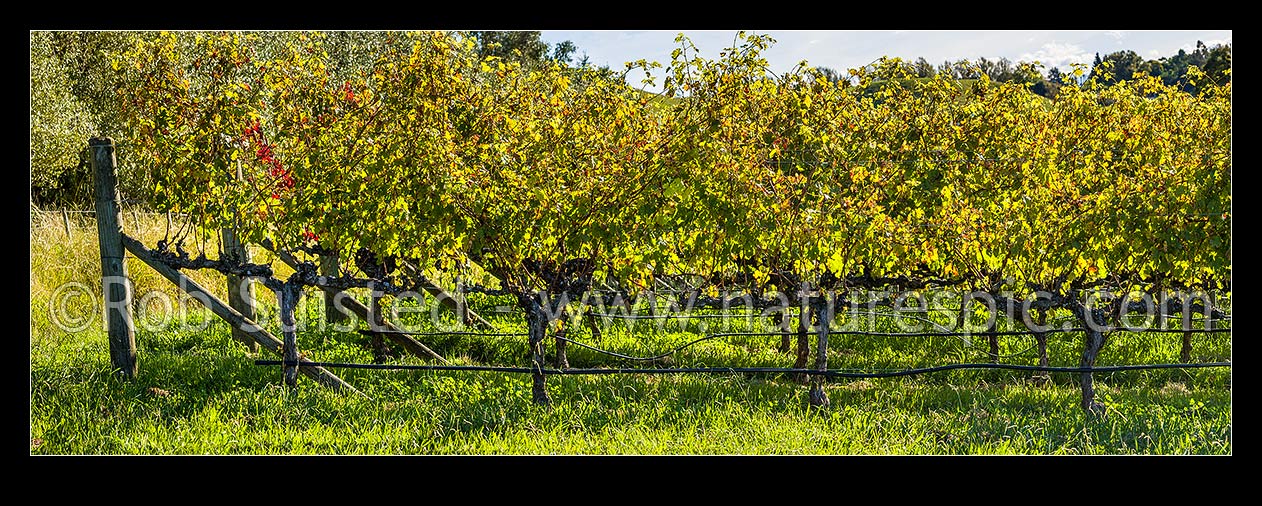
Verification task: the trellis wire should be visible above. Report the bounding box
[256,360,1231,378]
[357,329,527,338]
[707,327,1232,338]
[357,326,1229,364]
[31,208,188,215]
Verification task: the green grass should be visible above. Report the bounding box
[30,212,1231,454]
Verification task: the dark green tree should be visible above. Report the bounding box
[1089,50,1144,84]
[1047,67,1065,86]
[551,40,577,65]
[1203,43,1231,84]
[471,31,577,67]
[31,32,95,207]
[910,57,935,78]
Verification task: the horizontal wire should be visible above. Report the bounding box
[707,327,1231,338]
[256,360,1231,378]
[358,329,527,337]
[353,324,1228,364]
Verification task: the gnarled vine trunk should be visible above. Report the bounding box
[1074,304,1109,415]
[808,294,831,408]
[794,301,812,384]
[986,309,999,364]
[1034,307,1049,368]
[1181,331,1193,363]
[554,307,570,369]
[773,309,791,353]
[521,293,551,405]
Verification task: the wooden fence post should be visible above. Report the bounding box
[458,279,471,327]
[808,293,831,407]
[773,309,790,353]
[367,282,393,363]
[222,228,259,353]
[585,308,601,342]
[62,209,72,239]
[1183,294,1212,362]
[319,255,347,325]
[1032,307,1049,382]
[91,137,137,378]
[986,303,1000,364]
[554,308,569,369]
[793,283,812,384]
[222,162,259,352]
[278,282,301,389]
[957,289,970,332]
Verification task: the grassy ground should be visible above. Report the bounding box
[29,210,1231,454]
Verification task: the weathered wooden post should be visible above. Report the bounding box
[808,292,832,407]
[958,288,980,360]
[277,281,302,389]
[1180,331,1194,362]
[1032,306,1050,382]
[957,288,970,332]
[554,307,569,369]
[319,255,347,325]
[986,301,1000,364]
[1182,293,1212,363]
[459,290,472,328]
[222,162,259,352]
[585,308,601,342]
[773,308,791,353]
[91,137,137,377]
[62,208,72,239]
[367,282,393,363]
[221,231,259,353]
[793,283,813,384]
[1034,307,1049,367]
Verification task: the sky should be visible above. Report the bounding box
[540,30,1231,90]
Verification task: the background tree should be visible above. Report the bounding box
[470,31,578,67]
[31,32,96,207]
[912,57,935,78]
[1202,43,1231,85]
[551,40,577,65]
[1089,50,1144,84]
[1047,67,1065,86]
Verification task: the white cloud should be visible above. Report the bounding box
[1179,37,1233,53]
[1019,42,1093,71]
[540,30,1232,89]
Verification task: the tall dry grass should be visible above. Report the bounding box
[30,207,295,342]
